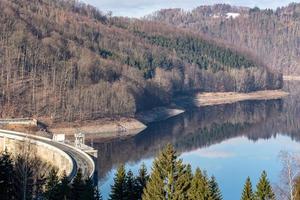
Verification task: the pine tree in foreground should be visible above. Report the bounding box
[44,168,60,200]
[94,186,103,200]
[135,163,149,200]
[255,171,276,200]
[109,165,126,200]
[185,164,193,186]
[187,168,211,200]
[175,163,193,199]
[142,159,165,199]
[209,176,223,200]
[142,144,191,200]
[0,150,15,200]
[71,168,86,200]
[83,178,96,200]
[58,171,70,200]
[241,177,254,200]
[124,170,135,200]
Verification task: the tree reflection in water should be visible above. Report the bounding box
[88,82,300,183]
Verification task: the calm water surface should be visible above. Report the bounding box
[87,82,300,200]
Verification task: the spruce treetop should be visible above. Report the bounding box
[109,165,127,200]
[209,176,223,200]
[255,171,275,200]
[241,177,254,200]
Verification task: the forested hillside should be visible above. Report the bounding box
[0,0,282,122]
[148,3,300,74]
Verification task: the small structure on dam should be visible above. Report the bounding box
[0,129,96,182]
[0,131,73,177]
[74,132,98,158]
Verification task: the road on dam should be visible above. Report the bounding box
[0,129,95,180]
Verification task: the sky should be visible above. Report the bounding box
[82,0,300,18]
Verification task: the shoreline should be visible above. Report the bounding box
[49,107,185,140]
[2,90,288,141]
[48,118,147,138]
[136,107,185,124]
[49,90,288,140]
[195,90,289,107]
[174,90,289,108]
[283,75,300,81]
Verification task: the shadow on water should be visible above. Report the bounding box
[88,81,300,182]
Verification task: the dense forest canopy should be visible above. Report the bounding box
[0,0,282,121]
[148,3,300,75]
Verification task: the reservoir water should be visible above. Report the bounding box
[89,82,300,200]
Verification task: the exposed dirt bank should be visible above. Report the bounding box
[49,107,185,140]
[174,90,288,108]
[0,108,186,140]
[195,90,289,107]
[2,90,287,141]
[283,76,300,81]
[136,107,185,124]
[48,118,147,138]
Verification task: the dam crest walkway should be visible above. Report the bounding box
[0,129,96,180]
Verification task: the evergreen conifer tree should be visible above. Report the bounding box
[174,163,192,199]
[71,168,86,200]
[187,168,211,200]
[94,186,103,200]
[142,160,165,200]
[241,177,254,200]
[124,170,135,200]
[186,164,193,179]
[109,165,126,200]
[142,144,191,200]
[83,178,96,200]
[58,171,70,200]
[135,163,149,200]
[0,150,15,200]
[209,176,223,200]
[44,168,60,200]
[255,171,275,200]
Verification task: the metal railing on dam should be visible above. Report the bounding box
[0,129,96,180]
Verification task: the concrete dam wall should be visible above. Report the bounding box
[0,132,73,176]
[0,129,96,180]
